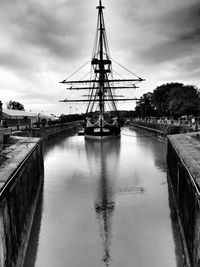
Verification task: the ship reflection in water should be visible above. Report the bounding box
[85,139,120,266]
[24,128,183,267]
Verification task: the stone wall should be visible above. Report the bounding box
[0,129,11,144]
[167,133,200,267]
[29,121,83,139]
[130,121,193,136]
[0,137,44,266]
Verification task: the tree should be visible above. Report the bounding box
[7,100,25,111]
[135,92,156,117]
[152,83,183,117]
[168,85,200,117]
[134,82,200,118]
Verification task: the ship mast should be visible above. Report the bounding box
[98,0,105,116]
[59,0,145,114]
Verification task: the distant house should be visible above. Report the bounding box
[2,109,38,129]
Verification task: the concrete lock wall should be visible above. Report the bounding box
[167,134,200,267]
[130,121,193,136]
[31,121,82,139]
[0,138,44,266]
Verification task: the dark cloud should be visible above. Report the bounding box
[179,29,200,42]
[137,1,200,64]
[0,0,200,115]
[12,2,82,55]
[0,52,34,70]
[160,2,200,44]
[0,0,94,76]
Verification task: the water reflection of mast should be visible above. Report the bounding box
[85,139,120,266]
[95,142,115,266]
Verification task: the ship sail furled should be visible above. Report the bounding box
[59,0,145,139]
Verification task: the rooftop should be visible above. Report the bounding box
[3,109,37,117]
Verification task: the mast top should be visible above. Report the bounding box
[97,0,105,10]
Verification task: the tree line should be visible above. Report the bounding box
[135,82,200,118]
[5,82,200,120]
[7,100,25,111]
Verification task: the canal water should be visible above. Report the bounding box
[24,127,183,267]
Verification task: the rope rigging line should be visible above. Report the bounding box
[112,70,137,88]
[104,53,141,79]
[78,70,92,82]
[92,14,100,58]
[63,58,91,82]
[66,70,93,90]
[102,16,111,59]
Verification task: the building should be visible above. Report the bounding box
[2,109,38,130]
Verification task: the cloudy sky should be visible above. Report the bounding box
[0,0,200,115]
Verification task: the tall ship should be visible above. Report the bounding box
[60,0,144,139]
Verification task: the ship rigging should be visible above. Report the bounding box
[60,0,145,139]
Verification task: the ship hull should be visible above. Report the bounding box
[85,133,120,140]
[84,125,121,140]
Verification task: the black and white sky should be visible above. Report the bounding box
[0,0,200,115]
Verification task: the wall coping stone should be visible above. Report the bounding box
[168,132,200,190]
[0,137,41,198]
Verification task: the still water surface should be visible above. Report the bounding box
[24,127,183,267]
